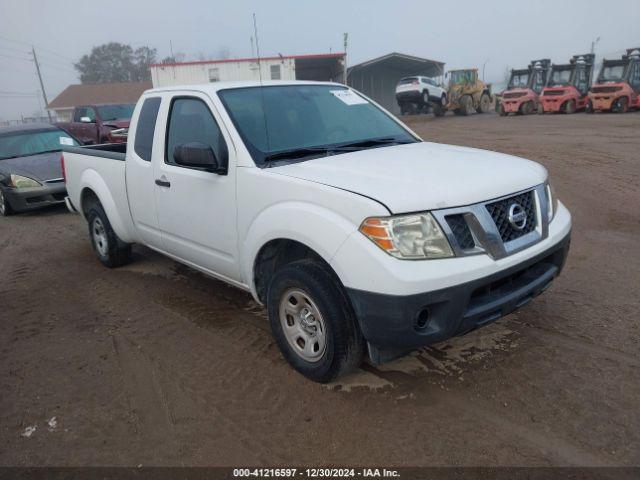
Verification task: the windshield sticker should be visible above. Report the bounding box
[331,90,369,106]
[59,137,74,146]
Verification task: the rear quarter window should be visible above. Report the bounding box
[134,97,161,161]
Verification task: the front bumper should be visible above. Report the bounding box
[332,199,572,363]
[2,183,67,212]
[347,230,570,362]
[590,95,617,111]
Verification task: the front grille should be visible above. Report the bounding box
[486,191,536,243]
[543,89,565,96]
[591,86,621,93]
[446,214,475,250]
[503,92,526,99]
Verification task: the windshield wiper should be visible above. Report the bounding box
[331,137,415,151]
[264,146,331,163]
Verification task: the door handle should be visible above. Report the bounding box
[155,179,171,188]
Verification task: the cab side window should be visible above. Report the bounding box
[134,97,161,161]
[73,108,86,122]
[165,97,226,167]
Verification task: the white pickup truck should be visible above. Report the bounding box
[62,80,571,382]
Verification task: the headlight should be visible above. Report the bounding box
[10,174,41,189]
[545,182,558,222]
[359,213,453,259]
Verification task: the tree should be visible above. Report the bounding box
[75,42,157,83]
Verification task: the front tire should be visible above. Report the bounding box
[477,93,491,113]
[86,200,131,268]
[0,188,13,217]
[267,260,365,383]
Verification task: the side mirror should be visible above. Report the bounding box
[80,116,93,123]
[173,142,225,173]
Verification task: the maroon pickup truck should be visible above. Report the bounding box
[56,104,134,145]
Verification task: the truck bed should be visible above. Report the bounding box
[62,143,126,161]
[62,143,137,243]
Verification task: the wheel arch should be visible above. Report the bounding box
[241,201,370,304]
[253,238,344,305]
[76,169,136,243]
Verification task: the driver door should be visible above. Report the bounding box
[153,92,239,282]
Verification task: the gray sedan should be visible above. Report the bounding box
[0,123,79,216]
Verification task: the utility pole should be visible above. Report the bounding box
[31,46,52,122]
[343,32,348,85]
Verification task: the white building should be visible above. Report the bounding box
[151,53,346,88]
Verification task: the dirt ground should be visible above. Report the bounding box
[0,112,638,467]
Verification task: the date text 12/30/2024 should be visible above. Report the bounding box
[233,468,400,478]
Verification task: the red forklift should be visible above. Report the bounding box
[589,48,640,113]
[540,54,594,114]
[497,59,550,116]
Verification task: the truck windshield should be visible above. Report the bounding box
[0,129,78,160]
[97,104,135,121]
[508,72,530,89]
[600,64,626,82]
[549,68,572,86]
[218,85,417,165]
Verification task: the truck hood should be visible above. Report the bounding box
[270,142,547,213]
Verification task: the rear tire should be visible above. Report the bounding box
[267,259,365,383]
[0,188,13,217]
[520,101,534,115]
[564,99,576,114]
[612,96,629,113]
[85,200,132,268]
[458,95,473,115]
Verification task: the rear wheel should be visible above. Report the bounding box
[85,200,132,268]
[612,96,629,113]
[267,260,365,383]
[456,95,473,115]
[564,99,576,114]
[477,93,491,113]
[0,188,13,217]
[520,100,534,115]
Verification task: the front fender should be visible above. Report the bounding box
[241,201,359,300]
[78,169,136,243]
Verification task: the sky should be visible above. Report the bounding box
[0,0,639,121]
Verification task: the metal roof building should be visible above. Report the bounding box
[347,52,445,115]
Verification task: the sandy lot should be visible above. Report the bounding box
[0,112,638,467]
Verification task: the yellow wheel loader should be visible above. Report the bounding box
[441,68,493,116]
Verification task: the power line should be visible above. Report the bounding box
[0,35,76,63]
[0,90,39,95]
[0,52,32,62]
